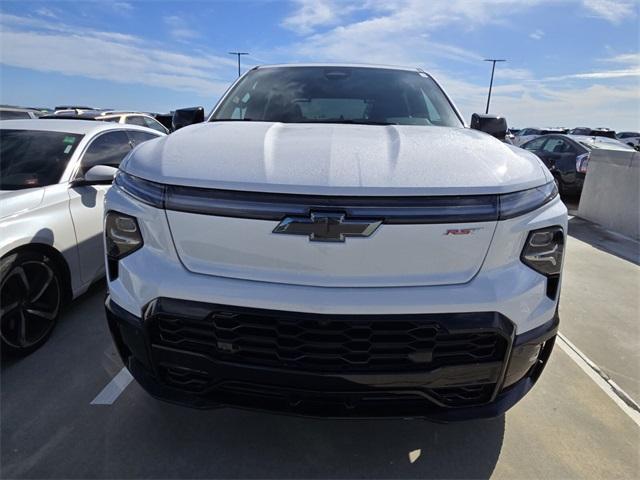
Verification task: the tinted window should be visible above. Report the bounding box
[542,138,573,153]
[0,129,84,190]
[125,116,147,127]
[571,128,590,135]
[142,116,168,133]
[212,67,463,127]
[126,130,160,146]
[80,131,132,173]
[0,110,31,120]
[523,137,546,151]
[618,132,638,138]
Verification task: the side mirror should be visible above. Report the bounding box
[470,113,508,141]
[172,106,205,131]
[73,165,118,186]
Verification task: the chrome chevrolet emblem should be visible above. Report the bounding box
[273,212,382,242]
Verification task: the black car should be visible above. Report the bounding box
[521,135,590,195]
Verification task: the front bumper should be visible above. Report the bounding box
[106,296,558,421]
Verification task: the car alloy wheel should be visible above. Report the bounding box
[1,257,60,353]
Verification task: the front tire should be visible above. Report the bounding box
[0,251,61,356]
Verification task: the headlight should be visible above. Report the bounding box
[521,226,564,299]
[105,211,143,281]
[498,181,558,220]
[521,226,564,276]
[114,170,165,208]
[114,171,560,222]
[105,211,143,260]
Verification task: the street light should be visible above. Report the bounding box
[484,59,506,114]
[228,52,249,78]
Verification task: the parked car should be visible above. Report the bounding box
[616,131,640,149]
[512,127,568,146]
[54,105,97,112]
[43,110,169,135]
[568,127,617,139]
[104,64,566,420]
[0,106,42,121]
[571,134,636,151]
[521,134,635,195]
[0,119,164,355]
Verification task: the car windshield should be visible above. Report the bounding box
[211,66,463,127]
[0,129,84,190]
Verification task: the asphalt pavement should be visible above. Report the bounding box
[1,213,639,479]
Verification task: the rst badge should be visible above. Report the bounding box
[444,228,483,236]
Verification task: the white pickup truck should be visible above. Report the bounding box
[103,64,567,420]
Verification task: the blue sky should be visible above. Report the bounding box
[1,0,638,129]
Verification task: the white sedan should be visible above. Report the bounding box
[0,119,164,355]
[616,131,640,149]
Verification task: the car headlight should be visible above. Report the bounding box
[114,171,560,222]
[498,181,558,220]
[521,226,564,299]
[105,211,143,281]
[114,170,165,208]
[521,226,564,276]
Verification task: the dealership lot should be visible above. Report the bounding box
[2,214,639,479]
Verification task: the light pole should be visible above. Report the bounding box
[228,52,249,78]
[484,59,506,114]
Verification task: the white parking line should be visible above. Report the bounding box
[90,367,133,405]
[557,332,640,427]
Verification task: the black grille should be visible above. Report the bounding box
[155,375,494,412]
[159,365,210,393]
[148,306,508,373]
[429,384,496,406]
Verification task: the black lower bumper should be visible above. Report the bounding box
[106,296,558,421]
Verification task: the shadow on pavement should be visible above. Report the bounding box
[88,397,506,479]
[568,217,639,266]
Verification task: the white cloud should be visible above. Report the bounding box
[603,52,640,65]
[278,0,639,130]
[35,7,58,19]
[582,0,637,24]
[529,29,544,40]
[282,0,343,34]
[491,83,640,130]
[490,67,533,81]
[164,15,200,41]
[114,2,134,11]
[0,14,234,97]
[545,67,640,80]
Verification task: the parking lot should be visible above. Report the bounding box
[2,207,639,479]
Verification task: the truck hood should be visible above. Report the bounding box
[122,122,550,196]
[0,188,45,220]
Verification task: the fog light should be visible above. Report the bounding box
[105,211,143,260]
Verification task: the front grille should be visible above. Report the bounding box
[148,305,509,374]
[217,381,496,408]
[159,365,210,393]
[429,384,496,406]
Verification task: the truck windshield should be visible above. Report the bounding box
[0,129,84,190]
[211,66,463,127]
